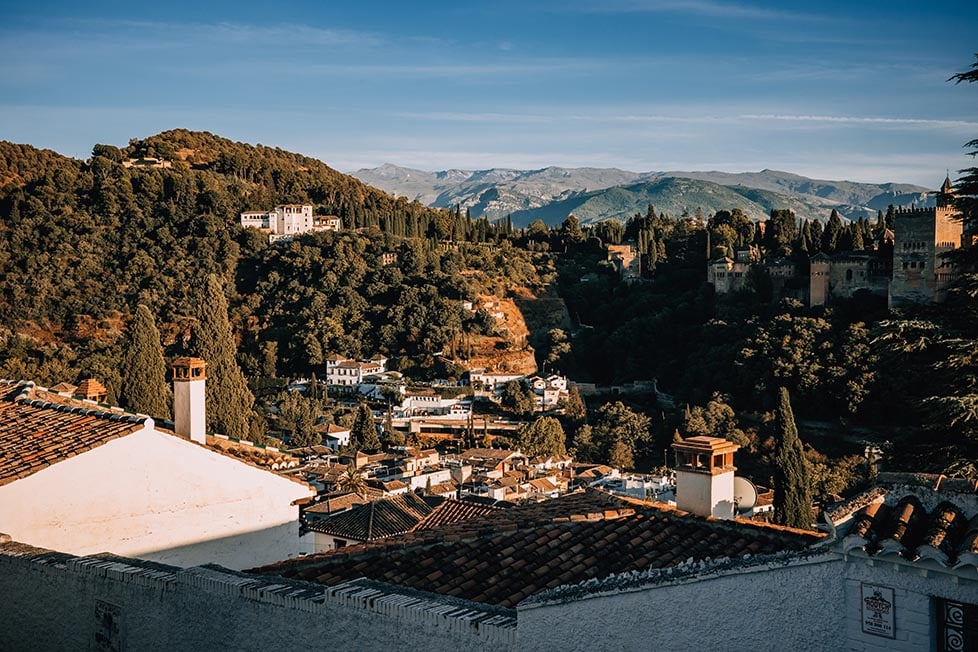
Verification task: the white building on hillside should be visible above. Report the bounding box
[240,204,342,242]
[325,355,385,386]
[0,359,314,570]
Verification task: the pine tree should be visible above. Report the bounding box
[772,387,812,530]
[193,274,254,437]
[120,304,171,418]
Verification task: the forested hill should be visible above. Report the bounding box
[0,131,525,387]
[0,129,480,321]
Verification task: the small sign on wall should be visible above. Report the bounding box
[861,583,895,639]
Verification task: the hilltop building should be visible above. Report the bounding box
[240,204,342,243]
[324,354,386,386]
[889,175,964,307]
[709,176,965,308]
[606,243,641,281]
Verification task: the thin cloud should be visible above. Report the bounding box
[2,17,385,49]
[580,0,823,21]
[741,114,978,129]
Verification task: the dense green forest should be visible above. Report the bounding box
[0,131,533,392]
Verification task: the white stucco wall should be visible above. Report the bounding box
[675,469,735,519]
[0,426,313,570]
[842,555,978,651]
[517,556,847,652]
[174,380,206,442]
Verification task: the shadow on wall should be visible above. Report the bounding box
[121,521,304,571]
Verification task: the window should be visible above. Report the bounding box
[938,598,978,651]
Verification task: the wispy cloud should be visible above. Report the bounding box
[0,17,385,54]
[740,114,978,130]
[579,0,824,21]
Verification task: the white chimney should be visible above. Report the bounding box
[172,357,206,444]
[672,436,740,519]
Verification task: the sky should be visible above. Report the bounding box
[1,0,977,187]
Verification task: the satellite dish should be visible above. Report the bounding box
[733,476,758,512]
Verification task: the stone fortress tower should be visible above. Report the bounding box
[889,175,963,308]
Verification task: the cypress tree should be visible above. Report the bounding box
[193,274,254,437]
[350,402,380,452]
[120,304,171,419]
[772,387,812,529]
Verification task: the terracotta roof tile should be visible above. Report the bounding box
[831,484,978,568]
[0,381,146,487]
[252,489,821,607]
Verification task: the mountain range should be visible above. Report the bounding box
[352,164,937,227]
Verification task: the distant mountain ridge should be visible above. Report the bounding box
[352,164,935,226]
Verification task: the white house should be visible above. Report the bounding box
[0,360,314,570]
[468,369,525,394]
[316,422,351,451]
[527,373,569,410]
[240,205,341,243]
[325,356,385,386]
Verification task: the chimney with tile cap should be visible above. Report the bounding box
[172,357,206,444]
[672,436,739,519]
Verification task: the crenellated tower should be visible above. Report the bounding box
[889,175,963,308]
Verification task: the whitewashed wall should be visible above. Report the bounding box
[0,426,313,570]
[518,555,847,652]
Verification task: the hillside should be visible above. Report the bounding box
[353,164,935,225]
[0,131,535,390]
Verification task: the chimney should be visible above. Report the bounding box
[672,436,740,519]
[172,357,206,444]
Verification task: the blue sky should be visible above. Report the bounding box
[1,0,976,186]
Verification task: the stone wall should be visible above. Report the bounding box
[0,539,515,652]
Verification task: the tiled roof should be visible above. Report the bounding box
[460,447,521,461]
[304,492,372,515]
[576,464,616,479]
[0,381,146,487]
[253,489,822,607]
[527,477,560,493]
[413,497,503,531]
[315,423,349,435]
[306,492,438,541]
[74,378,107,398]
[304,493,506,541]
[830,476,978,570]
[206,436,299,471]
[428,481,458,496]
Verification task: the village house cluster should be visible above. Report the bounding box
[4,373,976,652]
